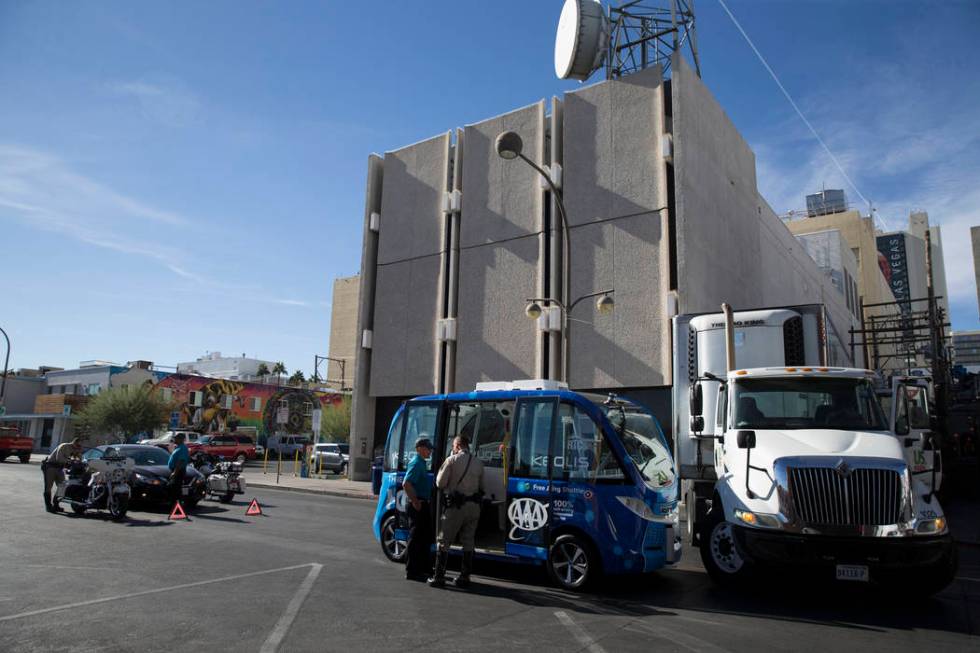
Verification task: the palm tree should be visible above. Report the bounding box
[272,362,287,386]
[256,362,271,377]
[287,370,306,386]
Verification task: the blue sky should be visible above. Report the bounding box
[1,1,978,375]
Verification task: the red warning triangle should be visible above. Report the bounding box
[245,498,262,516]
[169,501,187,520]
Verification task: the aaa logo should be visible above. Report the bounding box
[508,498,548,540]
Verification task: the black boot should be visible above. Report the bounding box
[453,551,474,589]
[427,550,448,588]
[43,492,55,513]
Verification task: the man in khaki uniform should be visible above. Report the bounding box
[41,437,82,513]
[429,435,484,589]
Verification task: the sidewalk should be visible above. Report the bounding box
[243,468,375,501]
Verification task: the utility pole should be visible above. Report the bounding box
[0,326,9,413]
[925,229,948,437]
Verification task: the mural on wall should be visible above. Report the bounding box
[155,374,344,437]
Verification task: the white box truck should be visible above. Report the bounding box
[673,304,955,593]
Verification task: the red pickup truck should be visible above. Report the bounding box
[187,434,256,463]
[0,426,33,464]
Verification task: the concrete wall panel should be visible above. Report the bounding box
[564,65,666,227]
[455,236,540,390]
[369,255,441,397]
[377,133,450,265]
[459,103,545,247]
[568,212,670,388]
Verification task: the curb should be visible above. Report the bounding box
[247,481,376,501]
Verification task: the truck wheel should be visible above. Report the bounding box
[907,546,958,597]
[19,453,31,464]
[699,504,753,585]
[380,513,407,563]
[547,533,599,590]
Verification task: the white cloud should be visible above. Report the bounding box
[109,78,201,127]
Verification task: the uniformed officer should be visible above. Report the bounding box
[429,435,484,589]
[402,437,434,582]
[41,437,82,513]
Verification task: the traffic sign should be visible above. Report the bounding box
[169,502,187,521]
[246,498,263,516]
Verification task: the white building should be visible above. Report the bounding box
[176,352,277,381]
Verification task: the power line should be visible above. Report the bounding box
[716,0,876,225]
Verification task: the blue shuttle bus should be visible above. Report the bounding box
[372,380,680,589]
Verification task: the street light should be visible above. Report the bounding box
[0,326,9,412]
[496,130,574,381]
[524,290,615,383]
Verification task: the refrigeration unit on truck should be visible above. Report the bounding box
[673,304,956,593]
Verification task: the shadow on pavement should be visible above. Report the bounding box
[441,551,978,637]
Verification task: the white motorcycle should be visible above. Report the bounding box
[54,454,134,521]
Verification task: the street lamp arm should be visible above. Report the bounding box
[568,289,615,313]
[0,326,9,406]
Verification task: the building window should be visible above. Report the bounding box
[250,397,261,412]
[303,402,313,417]
[161,388,173,403]
[189,391,204,407]
[221,394,234,409]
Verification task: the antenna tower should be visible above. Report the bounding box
[605,1,701,79]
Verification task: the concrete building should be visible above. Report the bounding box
[795,229,861,320]
[176,352,276,381]
[348,55,857,480]
[953,330,980,373]
[973,227,980,318]
[326,275,360,390]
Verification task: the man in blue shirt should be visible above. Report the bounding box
[403,437,434,582]
[167,433,190,503]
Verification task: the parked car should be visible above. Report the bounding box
[266,435,311,458]
[0,426,32,464]
[139,430,200,451]
[82,444,206,508]
[312,443,349,475]
[187,434,257,463]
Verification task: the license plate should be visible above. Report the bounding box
[836,564,869,582]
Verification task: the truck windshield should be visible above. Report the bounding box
[733,377,888,431]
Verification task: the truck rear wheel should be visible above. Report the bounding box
[19,453,31,464]
[699,503,753,585]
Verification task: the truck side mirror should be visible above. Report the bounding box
[690,415,705,433]
[690,383,703,417]
[737,430,756,449]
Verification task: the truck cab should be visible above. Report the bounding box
[674,306,956,594]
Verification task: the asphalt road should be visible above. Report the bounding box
[1,461,979,652]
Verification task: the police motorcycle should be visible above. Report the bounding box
[53,453,134,520]
[190,452,246,503]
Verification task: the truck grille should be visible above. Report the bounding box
[789,467,903,526]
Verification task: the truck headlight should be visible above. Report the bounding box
[735,509,780,529]
[915,517,947,534]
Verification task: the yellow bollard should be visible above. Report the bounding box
[263,444,269,474]
[293,448,300,477]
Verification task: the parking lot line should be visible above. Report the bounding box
[554,610,607,653]
[259,563,323,653]
[0,562,320,623]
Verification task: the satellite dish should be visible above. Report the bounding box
[554,0,608,81]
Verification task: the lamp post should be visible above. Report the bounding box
[524,291,615,384]
[0,326,9,412]
[496,130,574,380]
